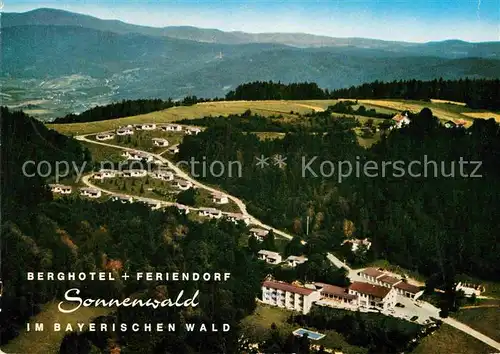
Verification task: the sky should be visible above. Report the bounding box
[3,0,499,42]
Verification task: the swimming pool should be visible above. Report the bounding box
[292,328,325,340]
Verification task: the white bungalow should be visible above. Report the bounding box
[257,250,282,264]
[48,184,72,194]
[342,238,372,252]
[173,179,193,190]
[80,187,101,198]
[285,255,308,268]
[185,127,201,135]
[111,195,134,204]
[134,123,156,130]
[168,145,180,154]
[116,127,134,135]
[93,169,117,180]
[162,124,183,132]
[173,203,190,215]
[212,193,229,204]
[249,228,269,242]
[152,138,169,147]
[224,213,251,225]
[198,207,222,219]
[151,170,174,181]
[121,150,154,162]
[143,200,162,210]
[100,169,117,178]
[92,172,105,180]
[123,169,148,178]
[96,133,114,141]
[455,282,485,298]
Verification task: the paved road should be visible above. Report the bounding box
[77,135,296,240]
[77,133,500,351]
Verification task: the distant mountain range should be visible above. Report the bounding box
[2,8,500,120]
[4,8,500,55]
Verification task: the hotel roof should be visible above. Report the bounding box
[315,283,357,300]
[378,274,401,285]
[349,281,392,299]
[263,280,314,296]
[394,281,422,294]
[360,267,385,278]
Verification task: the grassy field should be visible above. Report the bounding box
[241,304,368,354]
[411,323,494,354]
[47,99,500,136]
[47,100,339,135]
[453,307,500,342]
[358,99,500,126]
[430,99,467,106]
[1,302,111,354]
[81,141,125,163]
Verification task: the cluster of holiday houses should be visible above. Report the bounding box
[257,250,308,268]
[109,123,201,138]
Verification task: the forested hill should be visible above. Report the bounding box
[0,108,263,352]
[226,79,500,110]
[177,110,500,283]
[0,107,91,219]
[225,82,328,100]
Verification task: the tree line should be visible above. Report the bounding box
[328,78,500,110]
[225,79,500,111]
[51,96,217,124]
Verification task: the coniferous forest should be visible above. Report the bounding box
[177,109,500,282]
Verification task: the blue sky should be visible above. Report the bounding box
[3,0,499,42]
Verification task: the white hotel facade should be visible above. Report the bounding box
[261,280,321,314]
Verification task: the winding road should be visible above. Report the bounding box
[76,133,500,352]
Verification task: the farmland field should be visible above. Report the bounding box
[47,99,500,137]
[47,100,338,135]
[358,99,499,126]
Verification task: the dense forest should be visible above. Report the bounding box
[225,82,328,100]
[0,107,264,353]
[177,109,500,285]
[51,96,211,124]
